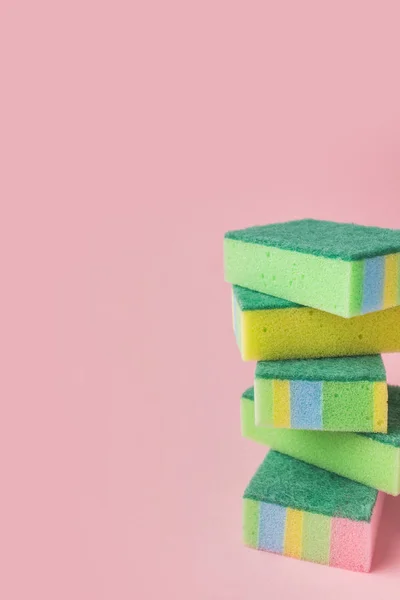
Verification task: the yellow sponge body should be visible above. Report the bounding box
[238,304,400,361]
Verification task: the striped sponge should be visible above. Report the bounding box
[244,451,384,572]
[225,219,400,317]
[241,385,400,495]
[255,355,387,432]
[232,284,400,361]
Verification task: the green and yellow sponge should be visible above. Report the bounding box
[255,355,387,432]
[226,219,400,317]
[232,284,400,361]
[244,451,384,572]
[241,385,400,495]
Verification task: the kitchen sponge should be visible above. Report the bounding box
[244,451,384,572]
[232,285,400,361]
[225,219,400,317]
[241,385,400,495]
[254,355,387,432]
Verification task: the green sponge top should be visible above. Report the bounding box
[233,285,300,311]
[255,355,386,382]
[244,451,378,521]
[225,219,400,260]
[242,385,400,447]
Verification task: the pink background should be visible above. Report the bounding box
[1,1,400,598]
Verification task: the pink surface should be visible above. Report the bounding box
[2,1,400,599]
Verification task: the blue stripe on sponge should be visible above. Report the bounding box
[258,502,286,553]
[362,256,385,314]
[290,380,323,429]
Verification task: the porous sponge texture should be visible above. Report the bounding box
[254,357,388,432]
[255,379,387,432]
[225,237,357,317]
[243,451,384,571]
[225,220,400,317]
[233,286,400,361]
[241,386,400,495]
[365,384,400,447]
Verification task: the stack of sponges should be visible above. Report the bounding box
[224,219,400,572]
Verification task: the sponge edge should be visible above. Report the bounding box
[225,237,358,317]
[254,356,388,432]
[232,286,400,361]
[255,378,388,432]
[329,493,385,572]
[243,451,384,571]
[241,388,400,495]
[243,495,384,572]
[225,220,400,317]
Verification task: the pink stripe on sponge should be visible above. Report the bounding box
[329,492,384,573]
[330,518,369,572]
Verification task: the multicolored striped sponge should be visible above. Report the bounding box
[244,451,384,572]
[225,219,400,317]
[241,385,400,495]
[255,355,387,432]
[232,284,400,361]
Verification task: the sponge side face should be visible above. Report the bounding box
[254,377,388,432]
[225,236,400,317]
[243,451,384,571]
[234,289,400,361]
[225,237,356,317]
[243,497,382,571]
[241,391,400,495]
